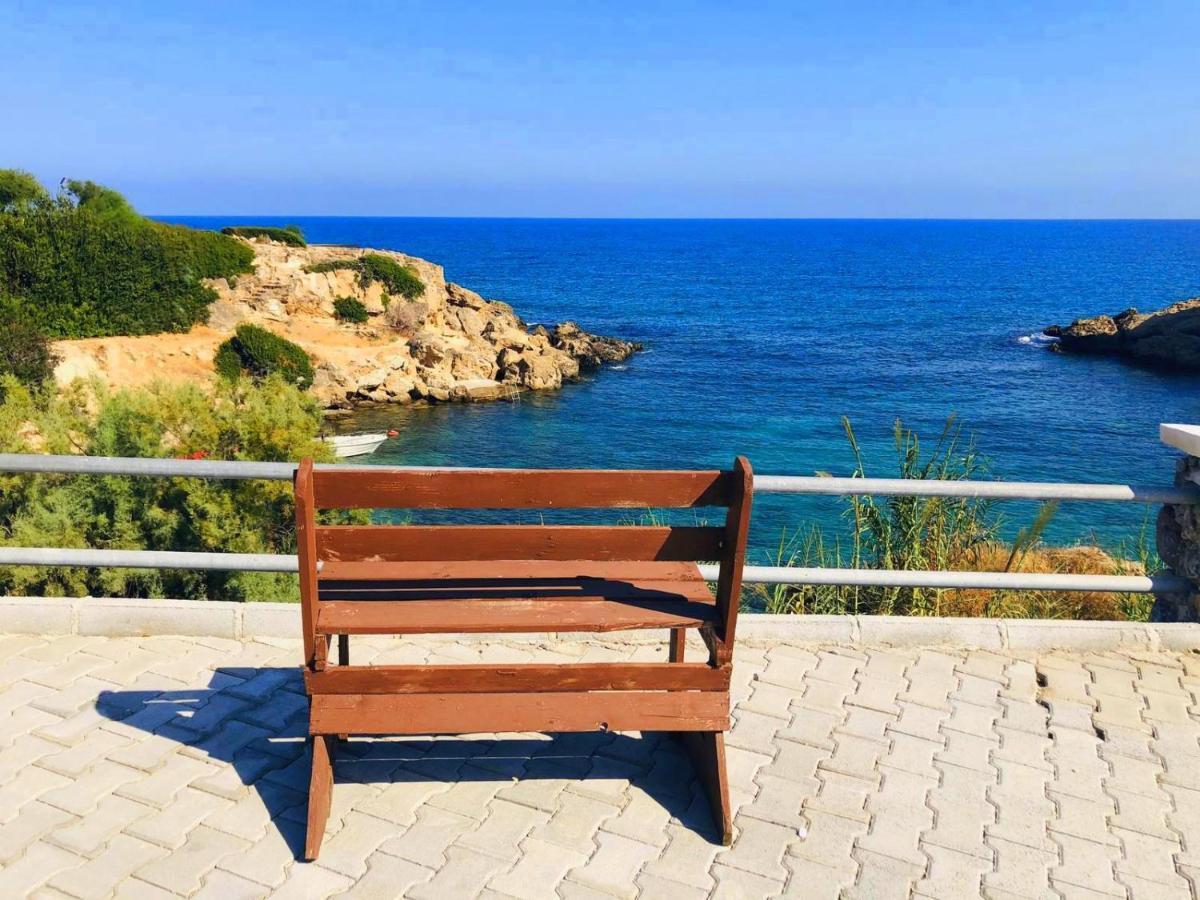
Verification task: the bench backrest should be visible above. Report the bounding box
[293,460,753,663]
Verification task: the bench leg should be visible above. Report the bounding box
[335,636,350,741]
[668,627,686,663]
[304,734,335,860]
[678,731,733,846]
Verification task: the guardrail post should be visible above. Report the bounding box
[1156,426,1200,622]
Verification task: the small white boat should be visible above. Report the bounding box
[322,432,390,458]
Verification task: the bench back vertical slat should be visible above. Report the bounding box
[714,456,753,661]
[294,459,321,669]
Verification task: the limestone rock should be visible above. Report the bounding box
[409,332,447,367]
[1046,299,1200,371]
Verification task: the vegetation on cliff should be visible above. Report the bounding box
[214,324,315,389]
[304,254,426,300]
[0,171,254,339]
[220,225,306,247]
[0,376,347,602]
[333,296,370,324]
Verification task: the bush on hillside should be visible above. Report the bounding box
[155,223,255,283]
[302,259,359,275]
[0,171,254,338]
[333,296,370,324]
[215,324,315,389]
[0,376,354,602]
[358,253,425,299]
[221,225,307,247]
[0,304,57,397]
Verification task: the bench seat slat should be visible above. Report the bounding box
[305,663,731,694]
[310,690,731,734]
[312,468,733,510]
[317,598,718,634]
[317,560,707,582]
[316,525,723,562]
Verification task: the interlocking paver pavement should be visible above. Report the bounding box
[2,633,1200,898]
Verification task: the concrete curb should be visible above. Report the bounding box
[2,596,1197,650]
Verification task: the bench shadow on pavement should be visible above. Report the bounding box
[96,666,718,860]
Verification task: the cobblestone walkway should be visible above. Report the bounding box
[2,633,1199,898]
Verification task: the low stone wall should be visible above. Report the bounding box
[1156,453,1200,621]
[3,596,1197,651]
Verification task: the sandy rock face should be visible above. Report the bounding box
[1045,299,1200,371]
[51,237,642,409]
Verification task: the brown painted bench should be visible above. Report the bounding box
[293,459,753,859]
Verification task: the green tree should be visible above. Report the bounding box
[0,169,48,210]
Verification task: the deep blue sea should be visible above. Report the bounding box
[167,217,1200,559]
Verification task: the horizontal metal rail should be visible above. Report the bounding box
[0,549,1185,594]
[698,565,1191,595]
[754,475,1199,505]
[1,454,1197,504]
[0,547,300,573]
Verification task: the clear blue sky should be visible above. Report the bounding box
[2,1,1198,217]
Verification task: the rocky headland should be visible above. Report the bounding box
[52,238,641,410]
[1044,298,1200,371]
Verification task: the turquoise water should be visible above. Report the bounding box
[168,217,1200,558]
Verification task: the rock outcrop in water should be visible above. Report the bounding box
[1044,298,1200,371]
[52,237,642,410]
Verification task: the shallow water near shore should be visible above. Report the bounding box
[166,217,1200,557]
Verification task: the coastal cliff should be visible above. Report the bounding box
[52,237,641,409]
[1044,298,1200,371]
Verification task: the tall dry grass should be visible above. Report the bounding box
[747,416,1161,621]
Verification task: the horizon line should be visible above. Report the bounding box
[149,214,1200,223]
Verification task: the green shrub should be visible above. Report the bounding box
[333,296,370,324]
[215,324,314,389]
[0,173,253,338]
[302,259,359,275]
[0,304,57,397]
[0,376,357,601]
[154,224,255,282]
[358,254,425,299]
[220,226,307,247]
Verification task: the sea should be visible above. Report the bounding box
[165,217,1200,560]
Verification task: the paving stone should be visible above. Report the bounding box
[266,861,353,900]
[599,787,669,847]
[857,766,935,866]
[779,854,851,898]
[914,843,992,899]
[456,798,549,861]
[565,830,659,898]
[216,815,305,888]
[0,840,85,897]
[987,759,1055,851]
[984,836,1055,899]
[925,762,995,860]
[845,848,925,900]
[1052,832,1124,896]
[487,837,586,899]
[49,794,152,857]
[378,804,476,868]
[717,817,797,881]
[641,822,721,890]
[48,833,167,900]
[135,824,249,894]
[0,800,76,864]
[193,868,272,900]
[710,863,787,898]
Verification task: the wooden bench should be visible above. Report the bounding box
[294,459,753,859]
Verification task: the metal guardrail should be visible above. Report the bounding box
[4,454,1198,504]
[0,453,1195,595]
